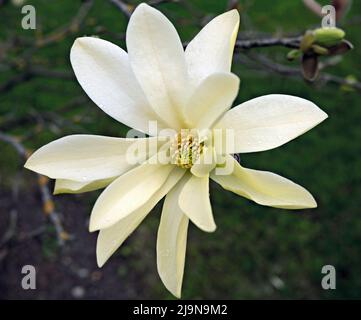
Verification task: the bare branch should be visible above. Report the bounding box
[241,53,361,92]
[109,0,181,18]
[0,132,70,246]
[0,73,32,94]
[29,66,73,79]
[148,0,181,5]
[35,0,94,47]
[235,36,301,50]
[109,0,133,18]
[0,67,73,94]
[0,132,27,157]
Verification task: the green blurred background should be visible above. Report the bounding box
[0,0,360,299]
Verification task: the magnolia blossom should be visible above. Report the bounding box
[24,3,328,298]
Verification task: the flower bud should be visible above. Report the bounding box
[287,49,302,61]
[313,27,345,47]
[311,44,329,55]
[300,31,315,52]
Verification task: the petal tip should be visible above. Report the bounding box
[207,224,217,233]
[198,222,217,233]
[161,281,182,299]
[293,192,318,209]
[133,2,154,15]
[23,157,41,175]
[89,211,115,232]
[228,8,240,20]
[23,156,34,170]
[96,254,106,268]
[72,36,89,49]
[88,219,99,232]
[308,197,318,209]
[320,109,329,122]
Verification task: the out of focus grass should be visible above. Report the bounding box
[1,0,361,299]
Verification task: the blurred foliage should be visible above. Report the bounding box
[1,0,361,299]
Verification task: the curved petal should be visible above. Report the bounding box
[190,146,216,178]
[157,176,189,298]
[25,135,160,181]
[53,177,115,195]
[96,167,185,267]
[179,173,216,232]
[211,155,317,209]
[184,72,240,128]
[126,3,188,129]
[214,94,328,154]
[185,10,240,89]
[89,161,174,232]
[70,37,168,134]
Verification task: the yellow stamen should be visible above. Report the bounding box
[171,130,203,169]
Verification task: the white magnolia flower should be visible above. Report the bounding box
[24,3,328,298]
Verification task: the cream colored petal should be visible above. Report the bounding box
[190,146,216,178]
[214,94,328,154]
[185,10,240,89]
[126,3,188,129]
[25,135,159,181]
[70,37,168,134]
[89,161,174,232]
[54,177,115,195]
[184,72,240,129]
[211,155,317,209]
[179,173,216,232]
[96,167,185,267]
[157,176,189,298]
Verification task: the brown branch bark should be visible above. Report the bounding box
[242,53,361,92]
[235,36,301,50]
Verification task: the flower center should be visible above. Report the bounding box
[171,130,203,169]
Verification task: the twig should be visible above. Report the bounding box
[0,132,27,157]
[109,0,179,18]
[235,36,301,50]
[183,35,302,50]
[243,53,361,92]
[17,226,46,241]
[109,0,133,18]
[29,66,73,79]
[148,0,180,5]
[226,0,239,10]
[0,209,18,247]
[35,0,94,47]
[37,175,68,246]
[0,96,88,132]
[0,67,73,94]
[0,73,32,94]
[0,132,69,246]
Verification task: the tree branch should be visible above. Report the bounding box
[35,0,94,47]
[109,0,133,18]
[0,132,69,246]
[242,53,361,92]
[0,67,73,94]
[109,0,181,18]
[235,36,301,50]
